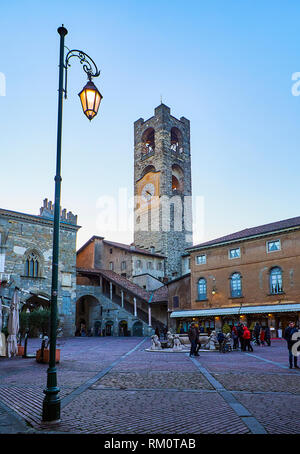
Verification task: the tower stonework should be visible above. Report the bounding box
[134,104,193,279]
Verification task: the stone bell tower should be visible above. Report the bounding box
[133,103,193,279]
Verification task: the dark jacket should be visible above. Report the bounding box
[284,326,299,350]
[188,326,199,343]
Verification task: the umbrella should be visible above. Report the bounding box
[7,289,19,358]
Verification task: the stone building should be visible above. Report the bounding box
[75,235,168,336]
[134,103,193,279]
[76,236,165,283]
[0,199,80,336]
[171,216,300,337]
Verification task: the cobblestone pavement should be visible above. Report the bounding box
[0,337,299,434]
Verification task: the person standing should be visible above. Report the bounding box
[253,322,261,346]
[237,323,244,351]
[243,326,253,352]
[232,326,239,350]
[284,321,299,369]
[265,326,271,346]
[188,322,200,357]
[260,327,265,346]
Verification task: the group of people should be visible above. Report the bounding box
[231,322,271,352]
[187,320,300,369]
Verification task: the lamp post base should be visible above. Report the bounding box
[42,386,61,422]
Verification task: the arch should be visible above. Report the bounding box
[230,272,242,298]
[269,266,283,294]
[105,320,114,336]
[132,321,143,336]
[172,164,184,192]
[141,165,156,179]
[119,320,128,336]
[22,293,50,312]
[75,294,100,335]
[142,127,155,155]
[24,248,43,278]
[197,278,207,300]
[170,127,183,153]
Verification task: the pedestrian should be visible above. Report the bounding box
[260,327,265,346]
[284,321,300,369]
[188,322,200,357]
[232,326,239,350]
[163,326,168,340]
[217,331,225,353]
[253,322,261,346]
[265,326,271,346]
[237,323,244,351]
[242,326,253,352]
[155,327,160,338]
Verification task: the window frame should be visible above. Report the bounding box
[197,277,207,301]
[269,266,283,294]
[195,254,206,265]
[266,239,281,254]
[230,272,242,298]
[228,247,241,260]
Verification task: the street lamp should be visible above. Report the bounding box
[42,25,102,423]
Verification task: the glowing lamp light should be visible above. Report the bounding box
[78,80,102,121]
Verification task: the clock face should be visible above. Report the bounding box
[141,183,155,202]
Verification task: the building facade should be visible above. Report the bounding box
[0,199,80,336]
[133,103,193,279]
[171,216,300,336]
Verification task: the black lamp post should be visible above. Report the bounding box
[42,25,102,423]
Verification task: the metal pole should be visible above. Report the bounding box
[42,25,67,422]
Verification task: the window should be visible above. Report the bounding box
[147,262,153,270]
[267,240,281,253]
[150,246,155,253]
[109,261,114,271]
[121,261,126,271]
[136,260,142,269]
[270,267,283,294]
[197,278,207,300]
[25,251,41,277]
[230,273,242,297]
[229,248,241,259]
[196,254,206,265]
[109,248,113,254]
[157,262,162,271]
[173,296,179,308]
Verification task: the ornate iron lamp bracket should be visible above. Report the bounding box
[64,49,100,99]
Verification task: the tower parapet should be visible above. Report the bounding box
[39,198,78,225]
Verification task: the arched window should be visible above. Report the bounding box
[142,128,155,155]
[24,250,41,278]
[170,127,183,153]
[172,164,184,192]
[270,267,283,294]
[198,278,207,300]
[230,272,242,297]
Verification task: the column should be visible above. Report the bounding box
[100,276,103,292]
[133,297,137,317]
[148,304,152,326]
[110,282,112,300]
[121,290,124,308]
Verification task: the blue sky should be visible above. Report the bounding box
[1,0,300,249]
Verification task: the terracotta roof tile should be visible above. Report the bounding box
[76,267,168,303]
[188,216,300,251]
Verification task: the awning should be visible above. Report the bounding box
[170,303,300,318]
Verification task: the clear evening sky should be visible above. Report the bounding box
[1,0,300,250]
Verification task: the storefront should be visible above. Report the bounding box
[171,303,300,337]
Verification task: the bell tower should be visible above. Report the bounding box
[133,103,193,279]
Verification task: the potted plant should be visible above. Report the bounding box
[34,309,61,363]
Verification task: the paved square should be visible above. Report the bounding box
[0,337,299,434]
